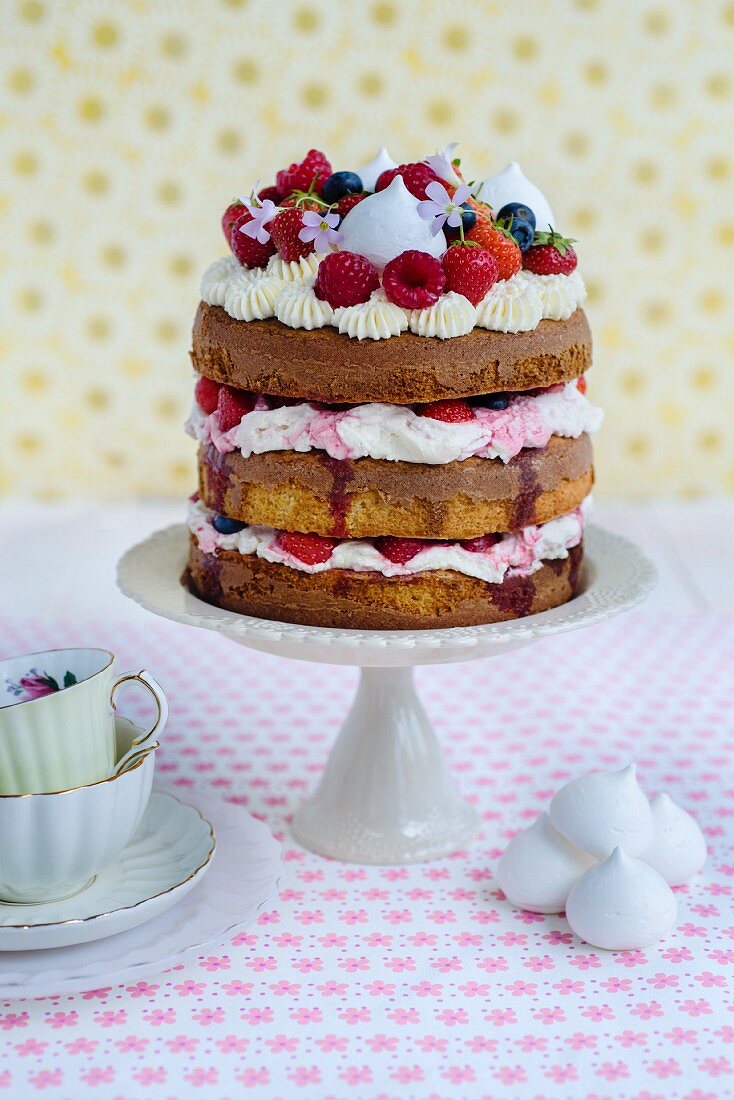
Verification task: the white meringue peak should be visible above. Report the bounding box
[356,146,398,192]
[549,764,654,859]
[640,792,707,886]
[474,162,555,232]
[497,812,594,914]
[338,175,447,269]
[566,847,678,951]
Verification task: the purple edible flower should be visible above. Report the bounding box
[238,196,277,244]
[298,210,343,253]
[417,180,472,237]
[425,142,462,184]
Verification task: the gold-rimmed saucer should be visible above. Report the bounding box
[0,792,215,951]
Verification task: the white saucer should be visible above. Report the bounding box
[0,792,215,951]
[0,791,281,997]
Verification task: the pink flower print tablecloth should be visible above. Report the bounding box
[0,612,732,1099]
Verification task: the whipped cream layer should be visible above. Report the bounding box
[188,498,590,583]
[200,257,586,339]
[187,380,602,466]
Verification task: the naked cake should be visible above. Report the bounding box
[184,146,602,629]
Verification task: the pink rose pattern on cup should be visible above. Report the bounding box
[0,616,730,1097]
[5,668,77,702]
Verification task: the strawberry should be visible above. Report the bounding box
[337,192,367,217]
[460,533,502,553]
[441,245,499,305]
[278,531,338,565]
[194,375,221,415]
[375,162,441,201]
[269,208,314,263]
[257,184,282,204]
[222,201,247,242]
[383,250,446,310]
[523,229,578,276]
[217,385,256,431]
[229,211,275,269]
[375,536,428,564]
[418,398,474,423]
[276,149,332,198]
[466,221,522,281]
[280,194,324,212]
[314,251,380,308]
[576,376,587,395]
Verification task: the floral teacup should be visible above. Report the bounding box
[0,648,168,794]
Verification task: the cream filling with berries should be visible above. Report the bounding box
[200,257,587,336]
[475,273,543,333]
[187,380,602,466]
[333,289,408,340]
[188,498,590,583]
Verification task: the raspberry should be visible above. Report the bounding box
[257,184,282,204]
[222,201,246,243]
[460,533,502,553]
[229,212,276,269]
[441,245,499,306]
[217,385,256,431]
[576,376,587,395]
[383,250,446,309]
[375,162,441,201]
[523,231,578,276]
[418,399,474,423]
[314,251,380,308]
[278,531,338,565]
[466,221,522,281]
[269,208,314,263]
[337,193,367,217]
[375,536,428,564]
[276,149,332,198]
[194,375,221,415]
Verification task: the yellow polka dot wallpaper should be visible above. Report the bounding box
[2,0,733,499]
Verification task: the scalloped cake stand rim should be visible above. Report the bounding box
[116,523,657,668]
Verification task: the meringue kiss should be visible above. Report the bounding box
[475,162,555,232]
[640,792,707,886]
[338,175,447,269]
[566,847,677,951]
[497,812,594,914]
[356,147,398,193]
[549,764,654,859]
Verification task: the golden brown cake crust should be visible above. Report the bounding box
[197,433,593,538]
[184,536,584,630]
[191,303,592,405]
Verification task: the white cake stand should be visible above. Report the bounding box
[118,525,655,865]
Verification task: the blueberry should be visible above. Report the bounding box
[483,393,511,411]
[444,202,477,239]
[212,514,247,535]
[497,202,536,230]
[507,216,535,251]
[321,171,363,204]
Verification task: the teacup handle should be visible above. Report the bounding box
[111,669,168,775]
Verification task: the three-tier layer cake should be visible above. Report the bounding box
[184,146,602,629]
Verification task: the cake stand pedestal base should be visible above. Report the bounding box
[118,525,656,865]
[292,667,480,863]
